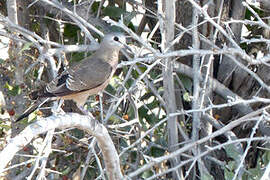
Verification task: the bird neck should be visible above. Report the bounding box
[95,47,120,66]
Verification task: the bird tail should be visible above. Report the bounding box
[29,89,55,100]
[15,98,51,122]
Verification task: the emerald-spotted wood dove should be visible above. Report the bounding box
[16,33,126,122]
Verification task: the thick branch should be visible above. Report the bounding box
[158,0,181,178]
[0,113,123,180]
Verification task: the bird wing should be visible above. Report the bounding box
[45,57,112,97]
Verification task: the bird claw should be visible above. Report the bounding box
[79,106,89,115]
[78,106,96,119]
[51,100,65,115]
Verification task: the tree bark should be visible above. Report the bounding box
[6,0,30,178]
[158,0,182,179]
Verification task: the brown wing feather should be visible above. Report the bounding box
[45,57,112,97]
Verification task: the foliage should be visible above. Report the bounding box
[1,0,270,180]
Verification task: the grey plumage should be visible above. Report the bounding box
[45,58,112,96]
[16,33,126,122]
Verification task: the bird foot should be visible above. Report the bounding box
[79,106,89,115]
[51,101,65,115]
[78,106,95,119]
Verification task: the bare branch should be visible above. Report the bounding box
[0,113,123,180]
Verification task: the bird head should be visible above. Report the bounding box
[101,33,126,51]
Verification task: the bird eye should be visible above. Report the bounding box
[113,36,119,41]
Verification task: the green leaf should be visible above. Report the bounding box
[131,68,140,78]
[141,170,153,179]
[108,114,122,124]
[140,92,154,101]
[28,111,37,122]
[150,146,165,157]
[262,149,270,164]
[149,69,159,79]
[103,6,126,19]
[0,58,4,64]
[248,167,263,179]
[138,106,148,118]
[138,106,149,129]
[0,124,11,130]
[124,11,136,24]
[105,83,117,94]
[245,5,264,20]
[225,168,234,180]
[201,173,214,180]
[226,161,236,171]
[155,136,167,147]
[224,144,241,161]
[62,166,71,175]
[120,152,130,164]
[138,66,147,74]
[125,78,134,89]
[158,86,164,94]
[179,74,192,92]
[146,100,159,110]
[4,82,21,96]
[70,129,84,139]
[91,1,100,13]
[147,114,158,125]
[63,24,80,39]
[13,85,22,95]
[119,138,128,148]
[128,22,136,32]
[130,151,138,163]
[138,104,159,125]
[126,106,135,120]
[183,92,191,102]
[4,82,13,91]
